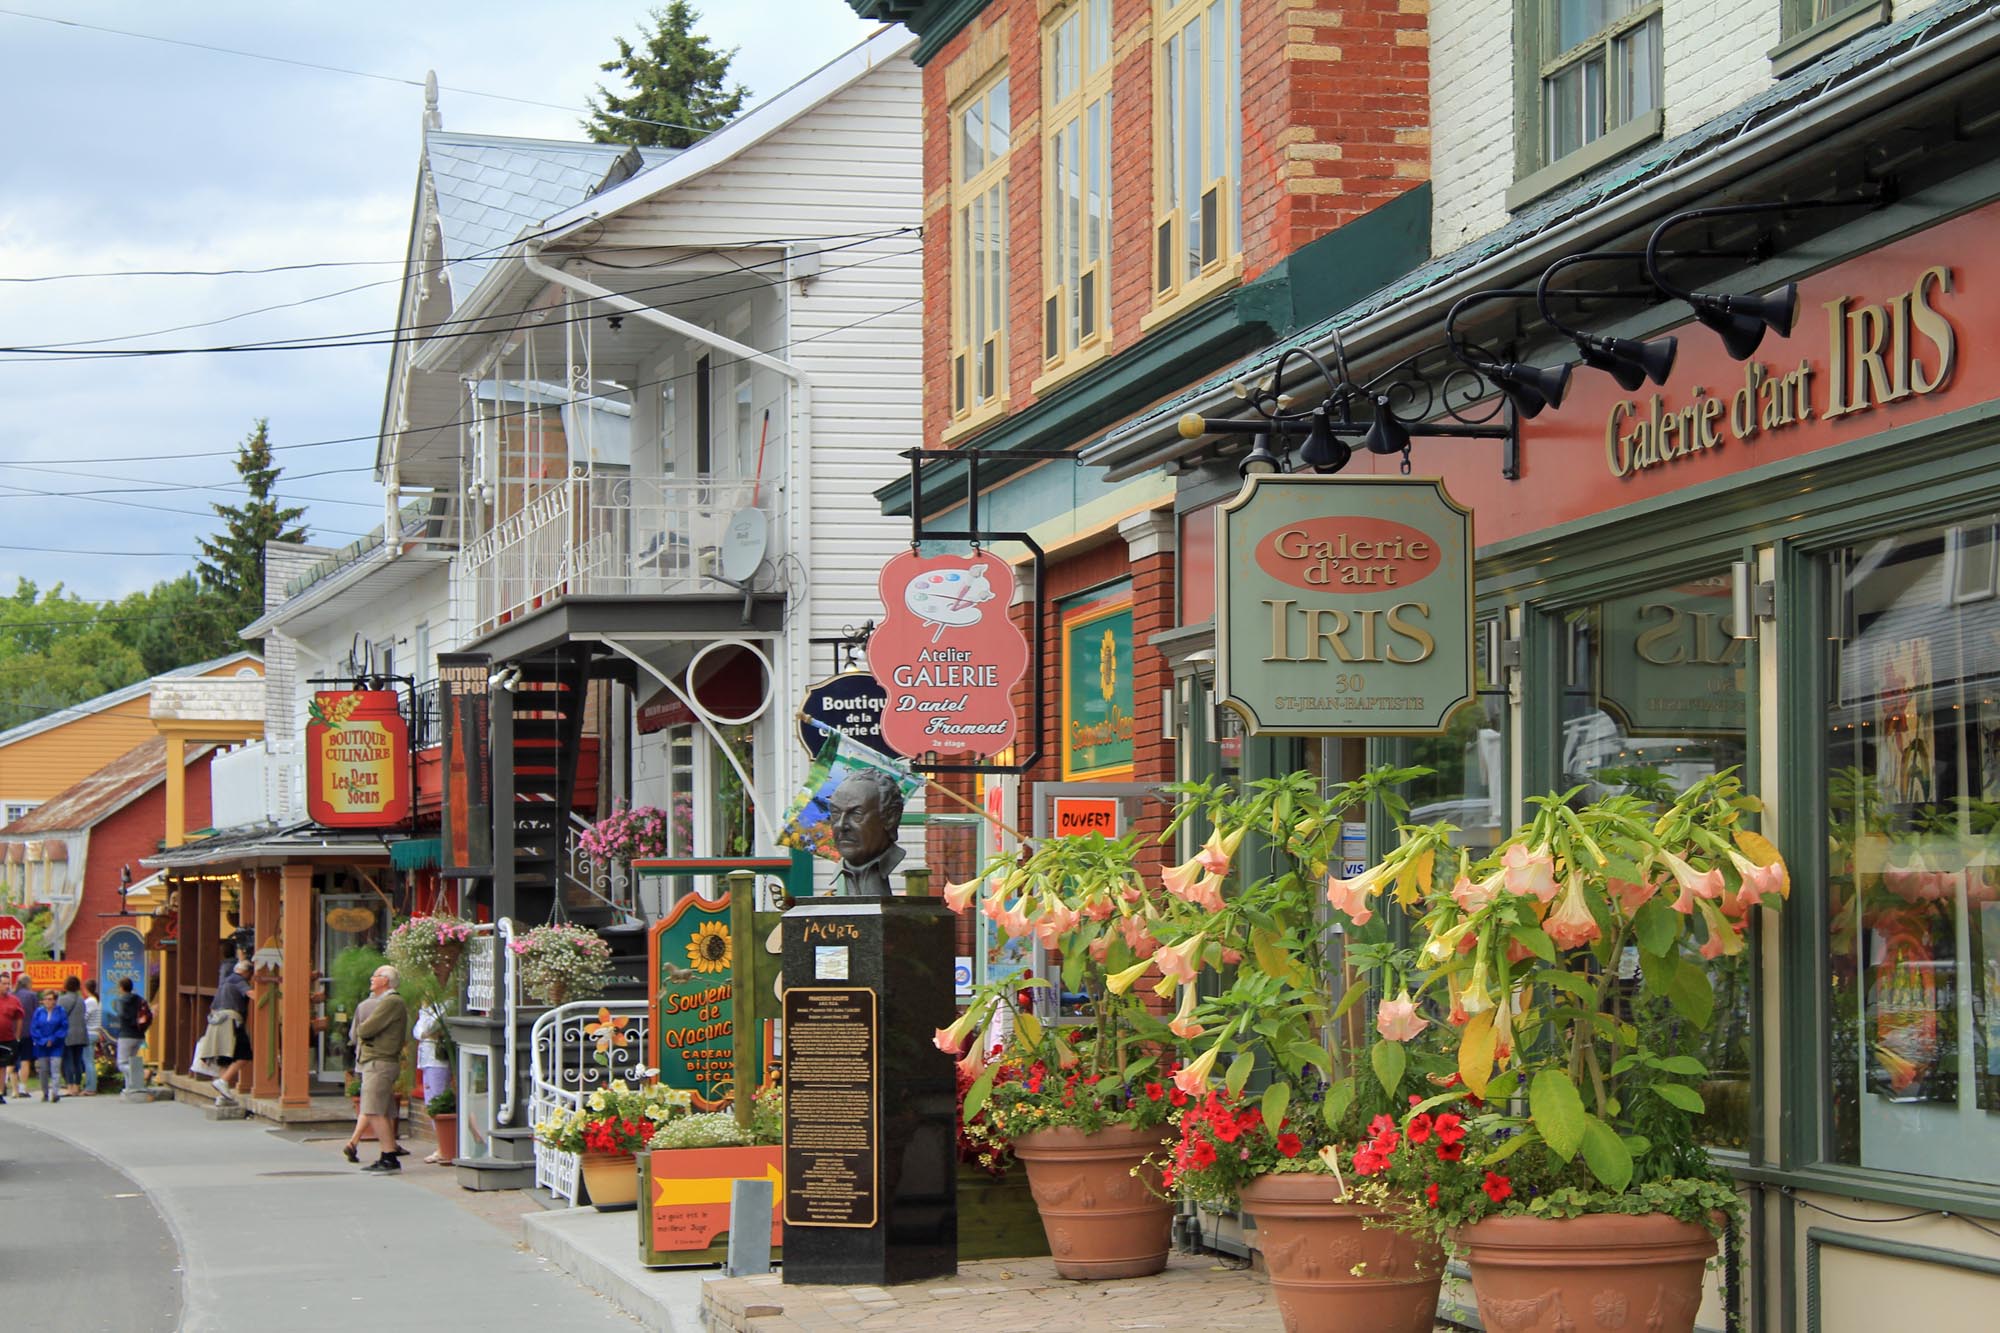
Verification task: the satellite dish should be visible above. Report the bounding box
[719,508,769,585]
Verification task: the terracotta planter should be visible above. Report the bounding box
[1239,1174,1442,1333]
[431,1113,459,1162]
[580,1150,639,1211]
[1458,1212,1717,1333]
[432,942,463,988]
[1012,1124,1173,1279]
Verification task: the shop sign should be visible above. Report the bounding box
[642,1145,783,1262]
[0,915,22,952]
[437,654,494,878]
[465,936,497,1014]
[324,905,377,934]
[1596,576,1745,736]
[1060,586,1135,779]
[1217,475,1475,736]
[24,959,85,990]
[1050,795,1121,838]
[0,956,21,989]
[869,551,1028,758]
[306,690,410,828]
[649,892,737,1111]
[97,927,145,997]
[796,671,893,757]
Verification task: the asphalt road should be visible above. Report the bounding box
[0,1099,182,1329]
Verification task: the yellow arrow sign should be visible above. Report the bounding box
[653,1162,783,1208]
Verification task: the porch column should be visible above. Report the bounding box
[279,863,314,1108]
[250,868,282,1102]
[163,735,187,847]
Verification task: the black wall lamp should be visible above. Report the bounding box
[1445,290,1573,418]
[1535,253,1678,391]
[1644,191,1889,361]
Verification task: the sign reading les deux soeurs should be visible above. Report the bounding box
[305,690,410,828]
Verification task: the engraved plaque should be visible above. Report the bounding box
[782,986,878,1228]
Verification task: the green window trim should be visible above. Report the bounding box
[1510,0,1664,207]
[1771,0,1892,80]
[1506,107,1664,213]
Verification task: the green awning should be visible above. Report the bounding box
[389,837,441,871]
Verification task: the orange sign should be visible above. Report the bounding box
[306,690,411,828]
[647,1146,784,1254]
[23,960,85,990]
[1051,796,1121,838]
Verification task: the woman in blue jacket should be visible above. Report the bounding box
[28,991,66,1102]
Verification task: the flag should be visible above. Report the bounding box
[778,723,923,861]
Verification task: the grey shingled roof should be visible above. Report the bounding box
[425,132,679,300]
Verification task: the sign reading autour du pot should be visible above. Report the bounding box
[1217,475,1475,737]
[305,690,411,828]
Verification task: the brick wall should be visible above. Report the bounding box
[66,753,213,966]
[920,0,1431,450]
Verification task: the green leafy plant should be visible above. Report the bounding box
[328,945,387,1021]
[425,1087,457,1117]
[510,923,614,1006]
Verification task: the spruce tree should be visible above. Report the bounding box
[584,3,748,149]
[195,420,308,647]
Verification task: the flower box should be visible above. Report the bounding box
[637,1145,785,1268]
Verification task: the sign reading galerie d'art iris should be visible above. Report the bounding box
[1217,475,1474,736]
[305,690,410,827]
[1060,584,1135,779]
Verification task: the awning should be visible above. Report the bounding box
[636,644,767,733]
[389,837,442,871]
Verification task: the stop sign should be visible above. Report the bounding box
[0,916,23,953]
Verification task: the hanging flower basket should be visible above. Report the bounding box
[386,914,475,989]
[511,922,613,1007]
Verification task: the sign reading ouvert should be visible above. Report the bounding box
[1217,475,1475,737]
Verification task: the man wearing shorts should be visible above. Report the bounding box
[353,965,409,1172]
[0,981,24,1105]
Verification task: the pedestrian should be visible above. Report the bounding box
[81,978,102,1095]
[9,975,34,1097]
[414,1002,451,1163]
[108,977,149,1093]
[353,965,409,1172]
[29,991,65,1101]
[57,976,87,1096]
[199,960,253,1103]
[0,981,24,1106]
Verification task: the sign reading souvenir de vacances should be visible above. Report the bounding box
[650,892,739,1110]
[305,690,411,828]
[1217,475,1474,736]
[796,671,893,757]
[437,654,494,878]
[869,550,1030,759]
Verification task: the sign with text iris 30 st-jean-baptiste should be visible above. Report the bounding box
[1217,475,1474,737]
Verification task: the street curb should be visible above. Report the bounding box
[522,1206,710,1332]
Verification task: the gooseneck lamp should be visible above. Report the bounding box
[1534,252,1679,391]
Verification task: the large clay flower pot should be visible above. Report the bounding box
[1012,1124,1173,1279]
[1458,1212,1717,1333]
[1240,1174,1443,1333]
[431,1113,459,1163]
[580,1150,639,1211]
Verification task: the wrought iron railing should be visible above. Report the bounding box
[407,677,442,749]
[528,998,651,1206]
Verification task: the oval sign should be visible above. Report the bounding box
[324,906,377,933]
[1254,517,1441,591]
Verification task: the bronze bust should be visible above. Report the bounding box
[827,769,906,898]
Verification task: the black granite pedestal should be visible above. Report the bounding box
[780,897,957,1286]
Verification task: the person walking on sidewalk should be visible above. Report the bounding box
[10,975,36,1096]
[107,977,149,1094]
[200,961,253,1103]
[81,979,102,1095]
[57,976,87,1096]
[0,982,24,1105]
[29,991,66,1101]
[353,965,409,1173]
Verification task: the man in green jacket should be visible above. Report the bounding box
[354,965,409,1173]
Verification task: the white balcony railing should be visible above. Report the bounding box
[460,474,775,636]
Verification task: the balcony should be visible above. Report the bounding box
[459,474,778,638]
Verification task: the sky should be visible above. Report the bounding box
[0,1,883,601]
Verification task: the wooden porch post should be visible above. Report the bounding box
[250,868,282,1102]
[279,863,314,1108]
[163,735,187,848]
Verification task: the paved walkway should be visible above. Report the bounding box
[2,1092,637,1331]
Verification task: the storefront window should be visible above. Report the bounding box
[1823,519,2000,1185]
[709,723,757,858]
[1559,574,1752,1149]
[1402,618,1510,854]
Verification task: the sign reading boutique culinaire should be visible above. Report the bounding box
[305,689,411,828]
[1217,475,1474,736]
[869,550,1029,759]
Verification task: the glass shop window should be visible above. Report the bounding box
[1560,574,1752,1150]
[1824,518,2000,1185]
[1401,619,1511,855]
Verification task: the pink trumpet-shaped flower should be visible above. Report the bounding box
[1452,870,1502,913]
[1104,958,1154,995]
[1659,848,1726,915]
[1181,871,1226,913]
[1325,865,1385,926]
[1115,914,1160,959]
[1375,989,1428,1043]
[942,877,981,914]
[1161,854,1206,900]
[997,902,1033,939]
[1195,826,1247,878]
[1696,898,1746,959]
[1032,899,1081,948]
[1727,850,1788,909]
[1172,1043,1221,1095]
[1169,982,1205,1039]
[1153,932,1208,985]
[1083,896,1115,921]
[1088,934,1111,963]
[956,1041,985,1079]
[1544,873,1602,950]
[1501,844,1560,903]
[934,1005,981,1054]
[981,887,1008,922]
[1608,876,1656,917]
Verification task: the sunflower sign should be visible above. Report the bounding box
[648,892,739,1109]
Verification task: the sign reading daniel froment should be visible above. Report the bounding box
[1217,475,1474,737]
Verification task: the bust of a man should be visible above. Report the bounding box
[828,769,906,899]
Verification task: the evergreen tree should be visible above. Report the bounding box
[584,3,748,149]
[194,420,308,647]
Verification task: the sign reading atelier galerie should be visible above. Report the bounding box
[305,690,411,827]
[1217,475,1475,736]
[437,654,493,878]
[1060,585,1135,779]
[869,550,1028,758]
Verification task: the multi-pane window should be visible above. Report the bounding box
[1538,0,1662,166]
[952,73,1011,420]
[1043,0,1113,365]
[1154,0,1240,303]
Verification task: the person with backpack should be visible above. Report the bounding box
[9,974,35,1096]
[109,976,150,1093]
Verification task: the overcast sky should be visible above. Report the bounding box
[0,1,882,601]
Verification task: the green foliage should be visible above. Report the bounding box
[20,908,54,961]
[0,581,147,734]
[425,1086,457,1116]
[114,574,239,676]
[328,946,387,1020]
[584,3,747,149]
[194,420,308,649]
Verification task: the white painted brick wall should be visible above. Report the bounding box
[1431,0,1518,253]
[1662,1,1779,138]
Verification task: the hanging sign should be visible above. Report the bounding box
[306,690,411,828]
[97,927,145,998]
[437,655,494,878]
[869,551,1028,758]
[796,671,892,757]
[1060,586,1135,779]
[1217,475,1474,736]
[649,892,738,1110]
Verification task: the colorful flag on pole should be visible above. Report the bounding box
[778,723,923,861]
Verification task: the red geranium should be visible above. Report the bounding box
[1425,1182,1440,1207]
[1275,1132,1303,1158]
[1435,1140,1465,1163]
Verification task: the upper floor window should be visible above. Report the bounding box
[1529,0,1662,173]
[1154,0,1240,307]
[952,72,1011,423]
[1043,0,1114,368]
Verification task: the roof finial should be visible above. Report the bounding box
[423,70,441,130]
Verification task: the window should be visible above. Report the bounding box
[1514,0,1662,198]
[1399,618,1511,857]
[695,354,712,475]
[951,72,1011,423]
[1773,0,1891,77]
[1043,0,1113,368]
[1154,0,1240,306]
[1,802,35,829]
[1820,519,2000,1185]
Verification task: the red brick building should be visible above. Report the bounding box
[848,0,1435,974]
